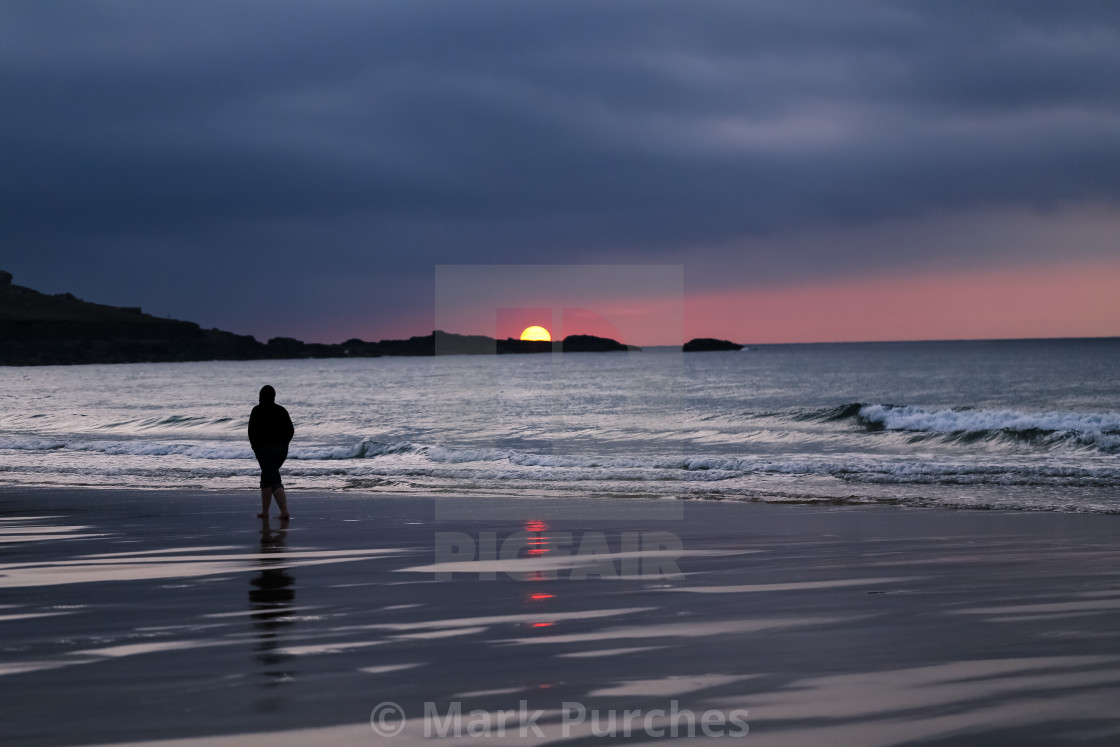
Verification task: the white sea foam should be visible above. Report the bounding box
[859,404,1120,435]
[0,437,255,460]
[854,404,1120,452]
[0,437,418,461]
[3,435,1119,488]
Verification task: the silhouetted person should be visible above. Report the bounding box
[249,385,294,519]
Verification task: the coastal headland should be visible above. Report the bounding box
[0,271,639,365]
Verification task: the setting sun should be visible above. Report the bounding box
[520,325,551,342]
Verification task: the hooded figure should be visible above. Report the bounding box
[249,385,294,518]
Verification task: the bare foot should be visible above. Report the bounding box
[256,512,267,518]
[278,514,291,520]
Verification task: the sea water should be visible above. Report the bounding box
[1,338,1118,512]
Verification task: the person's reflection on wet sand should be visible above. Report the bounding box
[249,516,295,710]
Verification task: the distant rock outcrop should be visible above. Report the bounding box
[349,332,640,356]
[560,334,640,352]
[0,272,641,366]
[683,337,744,352]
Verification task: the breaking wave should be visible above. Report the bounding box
[3,434,1118,492]
[801,403,1120,452]
[0,437,418,461]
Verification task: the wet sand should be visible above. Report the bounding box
[1,488,1119,745]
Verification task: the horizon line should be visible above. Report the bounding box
[299,329,1120,348]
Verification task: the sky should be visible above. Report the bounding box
[3,1,1119,346]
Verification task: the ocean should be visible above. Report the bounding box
[1,338,1118,513]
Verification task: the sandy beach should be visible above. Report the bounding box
[1,489,1119,745]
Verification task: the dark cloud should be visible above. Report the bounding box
[3,1,1119,340]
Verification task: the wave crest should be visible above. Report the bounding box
[800,403,1120,452]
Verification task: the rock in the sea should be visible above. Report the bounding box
[683,338,744,352]
[0,270,12,286]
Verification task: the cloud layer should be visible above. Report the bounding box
[3,1,1119,341]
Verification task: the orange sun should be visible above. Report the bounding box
[520,325,551,342]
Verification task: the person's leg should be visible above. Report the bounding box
[255,447,275,517]
[273,486,290,519]
[273,446,290,519]
[258,487,273,518]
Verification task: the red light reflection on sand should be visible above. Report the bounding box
[525,520,556,635]
[526,519,550,560]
